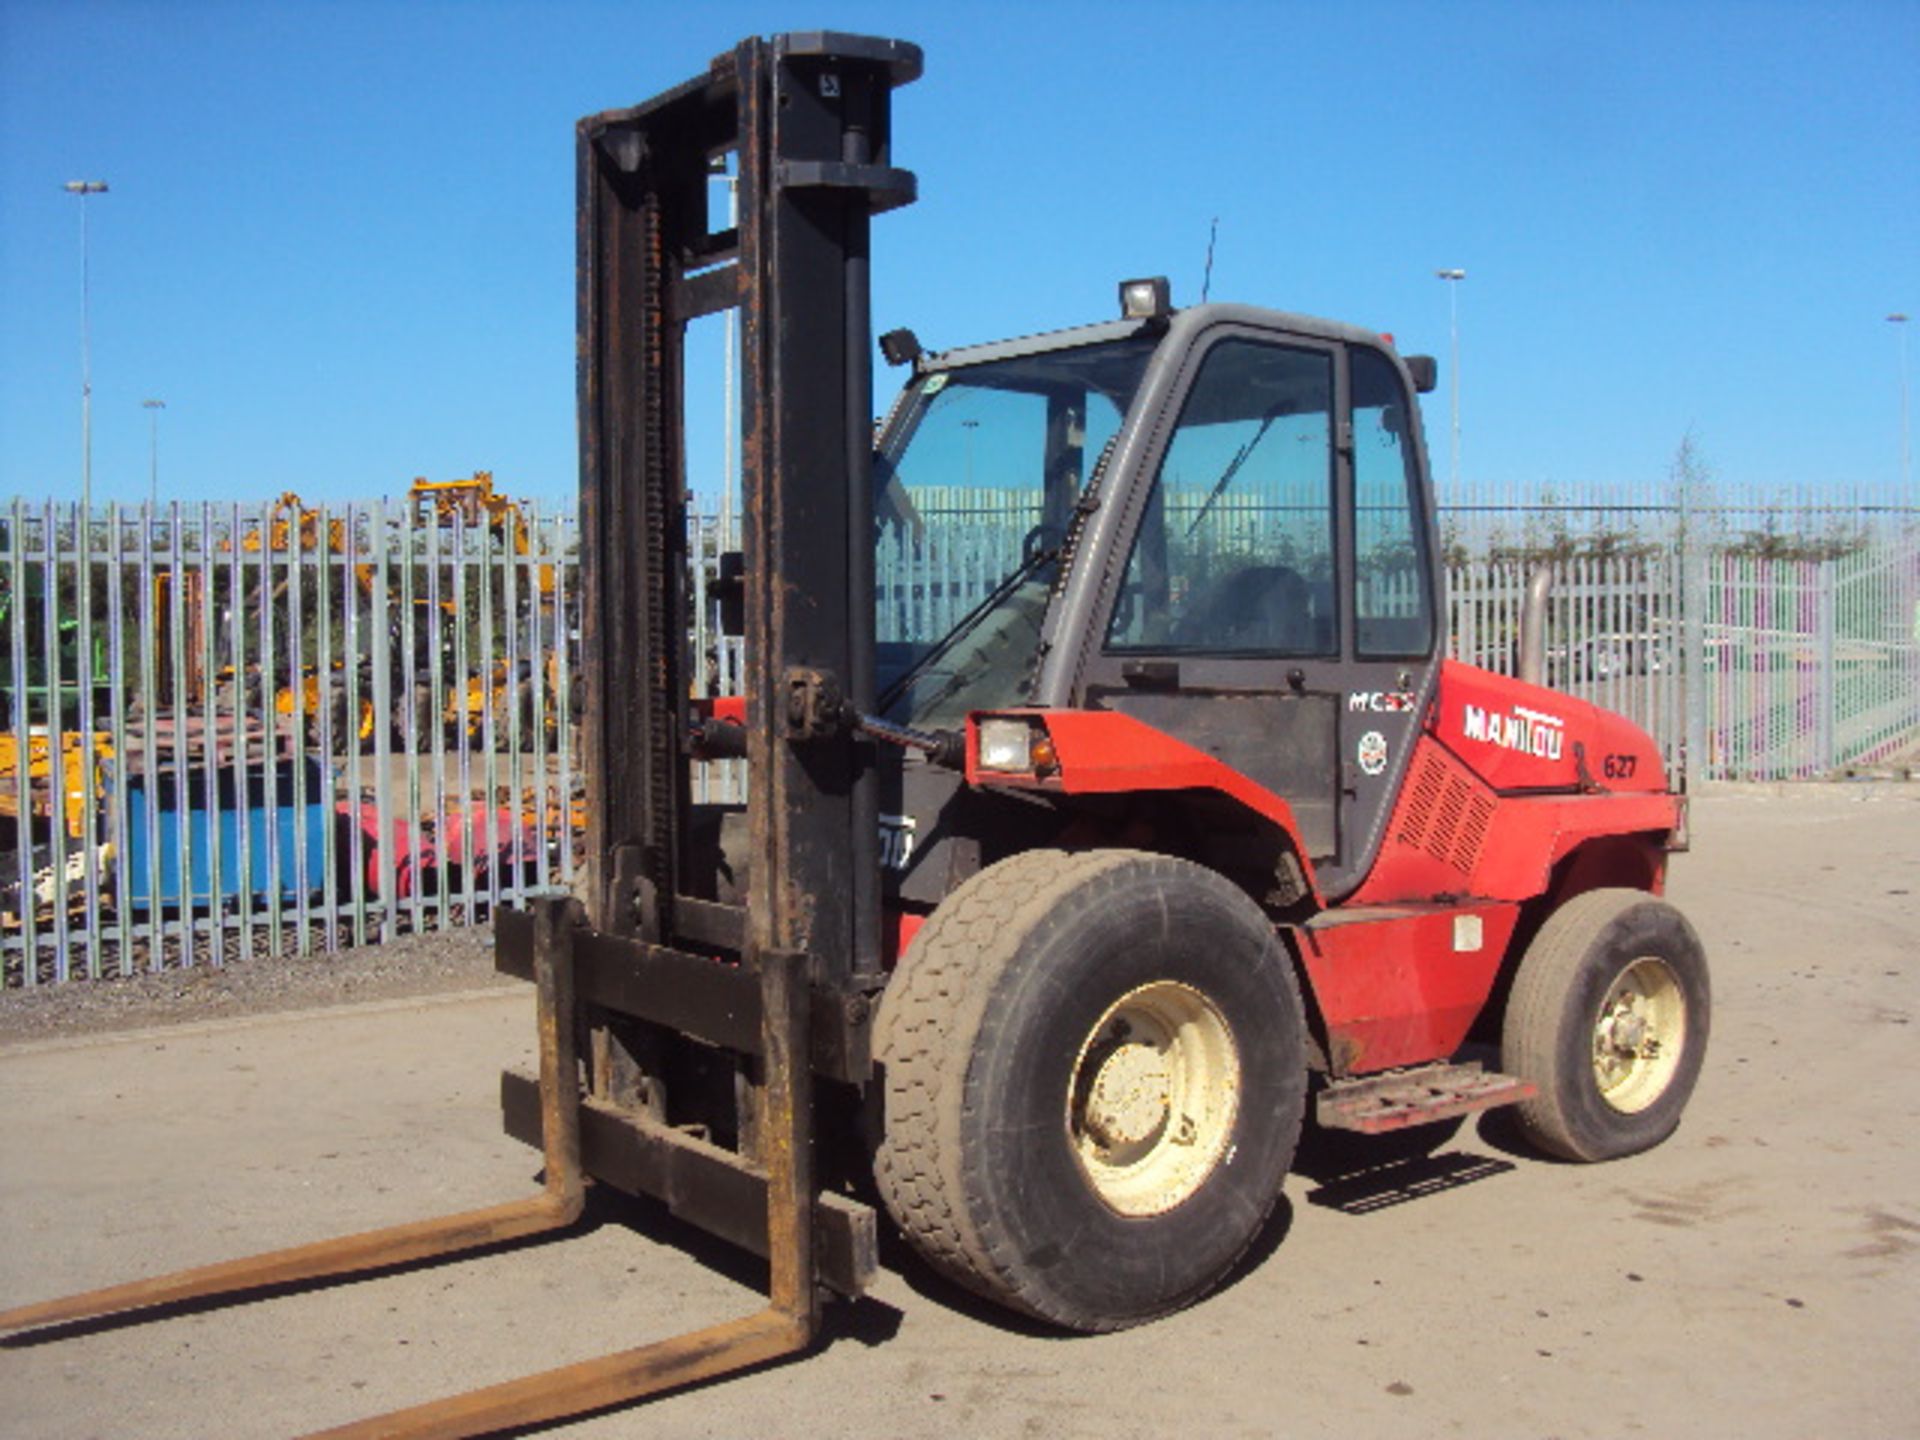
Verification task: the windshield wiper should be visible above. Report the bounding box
[1186,406,1285,538]
[877,543,1058,716]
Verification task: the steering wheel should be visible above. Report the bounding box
[1170,564,1309,650]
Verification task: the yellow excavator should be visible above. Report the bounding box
[254,474,562,753]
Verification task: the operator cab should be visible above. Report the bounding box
[875,283,1442,899]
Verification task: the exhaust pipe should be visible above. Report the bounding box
[1517,566,1553,686]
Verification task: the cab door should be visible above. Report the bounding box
[1072,329,1439,892]
[1078,331,1347,860]
[1333,344,1442,893]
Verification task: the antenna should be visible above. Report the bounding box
[1200,216,1219,303]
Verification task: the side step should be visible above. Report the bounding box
[1316,1062,1536,1135]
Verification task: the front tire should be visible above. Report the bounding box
[874,849,1307,1332]
[1503,888,1710,1162]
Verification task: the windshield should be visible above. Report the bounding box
[875,335,1156,728]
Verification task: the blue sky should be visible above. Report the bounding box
[2,0,1914,512]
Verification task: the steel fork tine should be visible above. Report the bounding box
[0,898,585,1336]
[0,1195,579,1333]
[296,1309,809,1440]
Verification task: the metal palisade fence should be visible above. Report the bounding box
[3,482,1918,985]
[1438,473,1920,780]
[3,493,583,985]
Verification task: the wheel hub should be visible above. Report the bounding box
[1590,957,1685,1114]
[1066,981,1240,1217]
[1599,1003,1650,1056]
[1082,1043,1172,1149]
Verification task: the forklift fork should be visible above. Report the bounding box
[0,903,585,1337]
[0,897,822,1437]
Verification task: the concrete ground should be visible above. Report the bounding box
[1,783,1915,1439]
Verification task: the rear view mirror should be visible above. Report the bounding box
[1405,355,1438,394]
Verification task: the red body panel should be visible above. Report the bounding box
[969,707,1324,906]
[960,660,1681,1078]
[698,695,747,726]
[1351,736,1678,904]
[1317,662,1678,1069]
[1430,660,1668,795]
[1294,902,1519,1074]
[891,909,926,966]
[1353,661,1680,905]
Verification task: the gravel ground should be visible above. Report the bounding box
[0,926,508,1045]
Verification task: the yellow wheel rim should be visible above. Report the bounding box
[1592,957,1686,1114]
[1066,981,1240,1216]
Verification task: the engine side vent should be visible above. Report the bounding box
[1396,751,1447,849]
[1395,748,1495,876]
[1453,792,1496,872]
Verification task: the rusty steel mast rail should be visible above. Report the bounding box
[2,31,917,1438]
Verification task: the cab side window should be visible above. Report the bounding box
[1351,348,1436,658]
[1105,340,1337,655]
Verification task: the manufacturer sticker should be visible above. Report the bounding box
[1357,730,1389,777]
[879,813,917,870]
[1348,690,1417,713]
[1461,702,1565,760]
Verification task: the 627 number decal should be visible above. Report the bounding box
[1602,753,1639,780]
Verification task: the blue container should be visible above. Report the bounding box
[123,759,329,910]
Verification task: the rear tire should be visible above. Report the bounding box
[874,849,1307,1332]
[1503,888,1710,1162]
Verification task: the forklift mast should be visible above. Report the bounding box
[579,31,916,989]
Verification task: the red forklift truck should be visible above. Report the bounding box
[1,32,1705,1438]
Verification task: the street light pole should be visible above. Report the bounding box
[722,169,739,550]
[64,180,109,522]
[143,398,167,511]
[1891,313,1911,509]
[1435,268,1466,491]
[709,162,740,551]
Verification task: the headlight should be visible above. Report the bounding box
[976,717,1059,777]
[977,718,1035,772]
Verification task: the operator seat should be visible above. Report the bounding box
[1173,563,1324,653]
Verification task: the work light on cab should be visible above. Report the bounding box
[1119,276,1172,322]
